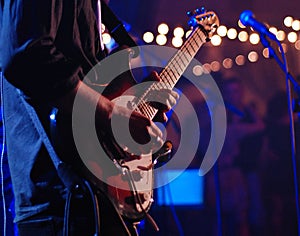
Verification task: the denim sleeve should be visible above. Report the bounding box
[0,0,80,101]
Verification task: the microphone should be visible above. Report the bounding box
[240,10,276,40]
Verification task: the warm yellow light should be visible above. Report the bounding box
[217,25,227,37]
[238,19,246,29]
[174,27,185,38]
[211,61,221,72]
[211,35,222,46]
[156,34,167,45]
[276,30,286,41]
[172,37,183,48]
[269,27,278,35]
[295,40,300,50]
[158,23,169,35]
[292,20,300,31]
[238,31,248,42]
[101,24,106,33]
[287,32,298,43]
[248,51,259,62]
[249,33,260,45]
[222,58,233,69]
[278,43,288,54]
[193,65,203,76]
[102,33,111,44]
[202,63,211,74]
[262,48,270,58]
[284,16,293,27]
[143,32,154,43]
[185,30,192,38]
[235,55,245,66]
[227,28,238,40]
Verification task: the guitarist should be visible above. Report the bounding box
[0,0,178,235]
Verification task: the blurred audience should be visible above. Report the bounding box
[206,77,265,236]
[261,91,300,236]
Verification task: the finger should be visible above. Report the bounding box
[149,121,163,139]
[149,71,160,82]
[130,110,151,126]
[164,93,177,108]
[150,88,179,102]
[148,127,164,150]
[143,71,160,82]
[153,112,168,123]
[150,95,176,111]
[164,89,180,100]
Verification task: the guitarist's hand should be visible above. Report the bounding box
[54,78,175,156]
[108,105,164,154]
[144,71,179,122]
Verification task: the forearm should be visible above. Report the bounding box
[54,80,114,128]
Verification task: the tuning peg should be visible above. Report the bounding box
[187,10,193,17]
[196,7,206,14]
[188,18,195,27]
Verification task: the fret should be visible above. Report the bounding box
[186,49,192,57]
[135,27,207,120]
[188,36,198,54]
[180,51,191,67]
[162,69,176,83]
[174,57,185,72]
[139,103,151,117]
[138,102,157,120]
[160,72,175,87]
[140,103,152,118]
[181,44,193,59]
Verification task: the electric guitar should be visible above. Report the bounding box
[52,8,219,223]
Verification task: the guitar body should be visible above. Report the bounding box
[51,10,219,222]
[98,50,155,220]
[51,50,155,221]
[100,87,156,221]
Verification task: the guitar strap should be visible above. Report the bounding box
[100,0,140,57]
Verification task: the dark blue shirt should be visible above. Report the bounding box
[0,0,104,222]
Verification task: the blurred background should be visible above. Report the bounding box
[1,0,300,235]
[105,0,300,235]
[108,0,300,112]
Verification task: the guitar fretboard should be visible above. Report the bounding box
[135,27,208,120]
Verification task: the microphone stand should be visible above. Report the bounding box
[260,34,300,236]
[211,101,244,236]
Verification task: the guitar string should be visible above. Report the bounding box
[139,28,201,114]
[136,28,205,120]
[135,27,207,120]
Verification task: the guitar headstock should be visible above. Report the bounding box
[187,7,220,39]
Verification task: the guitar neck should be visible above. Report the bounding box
[136,27,208,120]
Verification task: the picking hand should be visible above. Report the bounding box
[108,104,164,155]
[144,71,179,122]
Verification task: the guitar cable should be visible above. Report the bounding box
[63,180,101,236]
[49,108,101,236]
[84,180,101,236]
[121,164,159,232]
